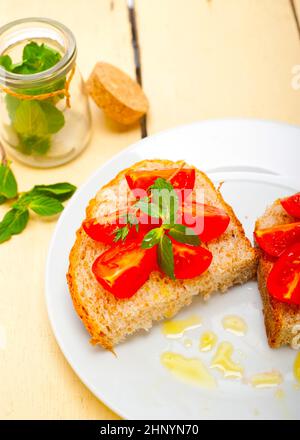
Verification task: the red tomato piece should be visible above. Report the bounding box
[177,202,230,242]
[254,222,300,257]
[92,240,157,299]
[82,208,152,244]
[125,168,196,192]
[281,193,300,219]
[171,238,212,279]
[267,242,300,305]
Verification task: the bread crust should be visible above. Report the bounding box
[67,159,258,350]
[255,200,300,348]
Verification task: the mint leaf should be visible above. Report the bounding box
[114,225,130,242]
[150,178,178,224]
[33,182,76,201]
[168,224,200,246]
[150,178,174,192]
[0,163,18,199]
[0,208,29,243]
[5,95,20,121]
[21,42,61,73]
[29,195,64,216]
[135,199,161,219]
[141,227,163,249]
[0,55,12,70]
[13,101,48,137]
[16,134,50,155]
[0,195,6,205]
[40,102,65,134]
[157,234,175,279]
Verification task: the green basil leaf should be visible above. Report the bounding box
[168,224,200,246]
[157,234,175,279]
[141,227,163,249]
[0,208,29,243]
[33,182,76,201]
[13,101,48,137]
[29,195,64,216]
[40,102,65,134]
[0,163,18,199]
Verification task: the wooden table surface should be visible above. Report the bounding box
[0,0,299,420]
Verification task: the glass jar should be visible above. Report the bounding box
[0,17,91,168]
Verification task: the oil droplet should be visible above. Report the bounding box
[275,389,285,400]
[222,315,248,336]
[250,371,283,388]
[162,316,202,338]
[183,338,193,348]
[199,331,217,352]
[294,352,300,383]
[210,342,244,378]
[161,352,216,389]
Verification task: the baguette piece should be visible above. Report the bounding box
[86,62,149,125]
[255,200,300,349]
[67,159,258,350]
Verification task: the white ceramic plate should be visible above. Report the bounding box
[45,119,300,420]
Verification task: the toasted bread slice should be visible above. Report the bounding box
[255,200,300,349]
[67,159,258,350]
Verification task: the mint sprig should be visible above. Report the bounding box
[0,161,76,244]
[0,42,66,156]
[113,177,201,279]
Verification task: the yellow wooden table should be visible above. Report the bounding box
[0,0,299,420]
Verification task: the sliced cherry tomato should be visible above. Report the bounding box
[171,238,212,279]
[254,222,300,257]
[281,193,300,219]
[177,202,230,242]
[267,242,300,305]
[92,239,157,299]
[83,208,152,244]
[125,168,195,192]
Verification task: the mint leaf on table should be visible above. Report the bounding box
[32,183,76,201]
[0,209,29,244]
[0,160,76,244]
[168,224,200,246]
[28,195,64,216]
[157,234,175,280]
[0,163,18,199]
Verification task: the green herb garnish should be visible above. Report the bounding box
[0,42,66,156]
[0,160,76,244]
[114,177,201,279]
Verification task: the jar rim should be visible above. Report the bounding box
[0,17,77,89]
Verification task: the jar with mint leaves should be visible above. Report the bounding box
[0,18,91,167]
